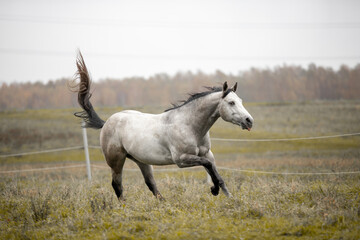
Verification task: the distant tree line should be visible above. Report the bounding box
[0,64,359,110]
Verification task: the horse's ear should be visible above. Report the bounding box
[232,82,238,92]
[222,81,228,92]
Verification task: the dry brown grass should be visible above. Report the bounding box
[1,100,360,239]
[1,166,359,239]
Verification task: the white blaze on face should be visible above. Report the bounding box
[219,92,253,130]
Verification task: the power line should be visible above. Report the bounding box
[0,48,72,57]
[1,15,360,29]
[1,47,359,61]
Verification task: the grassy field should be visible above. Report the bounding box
[1,100,360,239]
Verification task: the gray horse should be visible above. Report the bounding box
[72,51,253,200]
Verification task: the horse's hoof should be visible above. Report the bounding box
[220,187,232,198]
[156,193,165,201]
[211,186,219,196]
[225,192,233,198]
[219,183,232,198]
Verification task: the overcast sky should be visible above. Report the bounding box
[0,0,359,84]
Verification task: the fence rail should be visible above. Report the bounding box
[0,164,87,174]
[1,131,359,178]
[211,132,360,142]
[1,132,360,158]
[0,146,84,158]
[1,163,360,176]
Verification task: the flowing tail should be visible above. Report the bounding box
[70,50,105,129]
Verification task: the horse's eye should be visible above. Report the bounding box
[229,101,235,106]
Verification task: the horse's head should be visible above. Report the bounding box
[218,82,254,131]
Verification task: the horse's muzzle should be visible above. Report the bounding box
[241,117,253,131]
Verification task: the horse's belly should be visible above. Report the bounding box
[122,129,174,165]
[127,144,174,165]
[134,155,174,165]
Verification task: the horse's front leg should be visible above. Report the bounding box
[176,153,231,197]
[204,150,232,197]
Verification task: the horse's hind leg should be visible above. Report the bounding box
[105,152,126,201]
[133,160,164,200]
[111,166,125,200]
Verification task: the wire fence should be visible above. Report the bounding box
[0,146,84,158]
[0,164,87,174]
[211,132,360,142]
[1,163,360,176]
[1,132,360,158]
[1,132,359,176]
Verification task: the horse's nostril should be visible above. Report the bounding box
[246,117,251,123]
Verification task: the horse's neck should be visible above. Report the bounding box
[184,92,221,137]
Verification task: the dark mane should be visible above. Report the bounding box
[165,86,223,112]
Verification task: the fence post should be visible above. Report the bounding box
[82,121,92,181]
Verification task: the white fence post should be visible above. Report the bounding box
[82,121,92,181]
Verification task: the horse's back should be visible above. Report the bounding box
[100,110,174,165]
